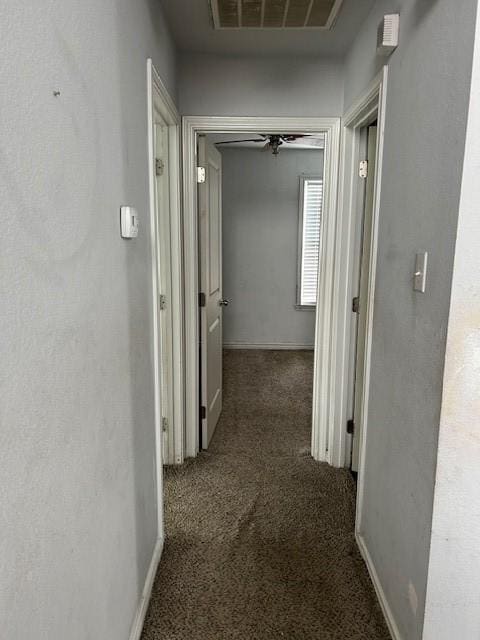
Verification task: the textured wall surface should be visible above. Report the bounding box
[343,1,477,638]
[0,2,176,639]
[423,4,480,635]
[220,147,323,347]
[178,53,343,117]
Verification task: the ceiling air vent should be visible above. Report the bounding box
[210,0,344,30]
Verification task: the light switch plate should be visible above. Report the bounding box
[120,206,139,238]
[414,252,428,293]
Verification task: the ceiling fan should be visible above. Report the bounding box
[214,134,317,156]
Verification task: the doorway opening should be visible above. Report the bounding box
[182,116,341,462]
[197,131,325,450]
[349,122,378,473]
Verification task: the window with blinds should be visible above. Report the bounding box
[297,177,323,307]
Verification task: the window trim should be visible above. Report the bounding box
[296,174,323,310]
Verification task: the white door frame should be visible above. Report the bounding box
[147,61,184,507]
[130,60,183,640]
[182,116,341,460]
[327,68,388,470]
[333,67,396,637]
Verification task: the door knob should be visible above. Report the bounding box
[219,299,229,307]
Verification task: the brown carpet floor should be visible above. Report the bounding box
[141,349,390,640]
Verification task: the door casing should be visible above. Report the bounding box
[131,58,183,640]
[147,60,184,527]
[182,116,341,462]
[337,68,396,639]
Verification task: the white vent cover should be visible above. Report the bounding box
[210,0,344,30]
[377,14,399,55]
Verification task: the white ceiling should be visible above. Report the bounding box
[208,133,325,150]
[160,0,375,56]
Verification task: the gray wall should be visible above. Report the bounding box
[179,53,343,116]
[343,1,477,638]
[221,147,323,347]
[0,1,176,639]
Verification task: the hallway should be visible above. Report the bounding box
[142,350,390,639]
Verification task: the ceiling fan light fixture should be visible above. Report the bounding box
[268,135,282,155]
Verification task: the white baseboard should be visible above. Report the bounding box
[223,342,314,350]
[356,532,402,640]
[129,537,164,640]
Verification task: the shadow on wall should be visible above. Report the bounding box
[411,0,441,24]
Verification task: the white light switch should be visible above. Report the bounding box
[120,206,139,238]
[414,252,428,293]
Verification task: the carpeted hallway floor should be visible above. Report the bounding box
[141,349,390,640]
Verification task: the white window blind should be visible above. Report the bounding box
[298,177,323,307]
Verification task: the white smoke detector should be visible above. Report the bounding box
[377,14,399,56]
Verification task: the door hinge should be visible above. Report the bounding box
[347,419,355,435]
[197,166,206,183]
[159,293,167,310]
[200,405,206,420]
[162,416,168,432]
[198,292,206,307]
[359,160,368,178]
[156,158,165,176]
[352,296,360,313]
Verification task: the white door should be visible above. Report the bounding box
[154,120,175,464]
[352,125,377,472]
[198,136,224,448]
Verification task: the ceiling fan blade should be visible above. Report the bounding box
[215,138,265,145]
[261,141,271,152]
[281,134,312,142]
[285,136,325,148]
